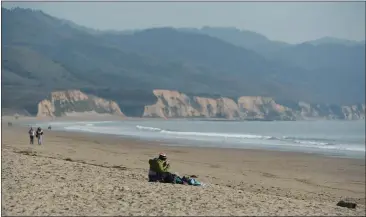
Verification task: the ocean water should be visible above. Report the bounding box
[26,120,365,159]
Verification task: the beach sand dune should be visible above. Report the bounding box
[1,123,365,216]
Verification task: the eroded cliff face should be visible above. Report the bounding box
[237,96,293,120]
[142,90,240,119]
[142,90,365,120]
[37,90,124,117]
[342,104,366,120]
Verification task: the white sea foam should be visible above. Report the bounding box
[136,125,162,132]
[44,121,365,156]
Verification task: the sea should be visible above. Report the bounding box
[24,119,365,159]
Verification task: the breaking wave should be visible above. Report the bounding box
[135,125,365,152]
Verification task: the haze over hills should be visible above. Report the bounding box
[306,37,365,46]
[1,7,365,117]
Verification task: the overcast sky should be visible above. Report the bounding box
[2,1,365,44]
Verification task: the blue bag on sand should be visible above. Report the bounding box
[174,175,183,184]
[181,176,202,186]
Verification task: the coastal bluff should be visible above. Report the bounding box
[142,90,365,120]
[37,90,124,117]
[36,89,365,120]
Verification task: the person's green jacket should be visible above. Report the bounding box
[149,158,170,173]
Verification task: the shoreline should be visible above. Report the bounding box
[8,116,365,160]
[2,123,365,215]
[25,129,366,160]
[3,120,366,178]
[4,120,328,158]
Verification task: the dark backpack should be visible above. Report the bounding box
[163,173,184,184]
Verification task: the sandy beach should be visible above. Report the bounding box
[1,118,365,216]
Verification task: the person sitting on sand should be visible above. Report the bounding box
[148,153,205,186]
[28,127,35,145]
[36,127,44,145]
[148,153,172,182]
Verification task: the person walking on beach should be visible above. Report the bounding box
[36,127,44,145]
[28,127,35,145]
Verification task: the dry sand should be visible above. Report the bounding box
[1,119,365,216]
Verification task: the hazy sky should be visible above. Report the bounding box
[2,1,365,43]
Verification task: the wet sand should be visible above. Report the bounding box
[1,119,365,216]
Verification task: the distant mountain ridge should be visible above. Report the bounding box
[179,26,291,55]
[306,36,365,46]
[178,27,365,53]
[2,7,365,116]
